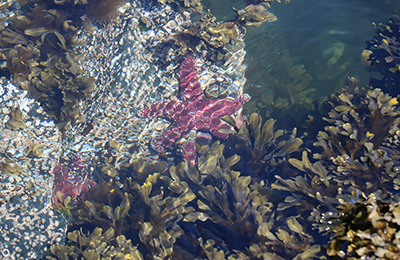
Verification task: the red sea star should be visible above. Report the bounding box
[138,55,251,163]
[52,154,96,206]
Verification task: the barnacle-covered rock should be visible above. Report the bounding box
[0,0,124,131]
[0,192,66,260]
[47,227,143,259]
[0,78,60,190]
[0,77,64,259]
[363,15,400,96]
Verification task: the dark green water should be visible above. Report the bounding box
[203,0,399,125]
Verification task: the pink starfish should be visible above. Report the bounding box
[138,55,250,164]
[52,154,96,206]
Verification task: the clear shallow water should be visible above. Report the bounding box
[203,0,399,126]
[2,1,400,258]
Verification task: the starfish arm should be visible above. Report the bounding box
[194,113,229,140]
[193,115,211,133]
[182,138,196,164]
[203,95,250,123]
[151,118,196,153]
[179,55,203,102]
[52,154,96,206]
[198,95,251,139]
[137,100,181,119]
[211,97,243,118]
[53,164,68,182]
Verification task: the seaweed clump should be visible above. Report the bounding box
[151,10,246,66]
[311,78,400,196]
[4,105,27,130]
[314,193,400,259]
[266,77,400,258]
[47,227,143,259]
[51,138,322,259]
[363,15,400,96]
[151,0,290,66]
[234,0,291,27]
[168,142,321,259]
[223,112,303,177]
[158,0,203,14]
[0,0,123,131]
[274,78,400,212]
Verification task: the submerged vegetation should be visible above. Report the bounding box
[48,227,143,259]
[50,78,400,258]
[363,15,400,97]
[320,194,400,259]
[1,0,400,259]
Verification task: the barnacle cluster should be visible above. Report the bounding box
[0,73,64,257]
[0,0,123,131]
[0,178,66,259]
[363,15,400,96]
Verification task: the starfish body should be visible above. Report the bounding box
[138,55,250,163]
[52,154,96,205]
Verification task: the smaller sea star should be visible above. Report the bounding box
[138,55,250,163]
[52,154,96,206]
